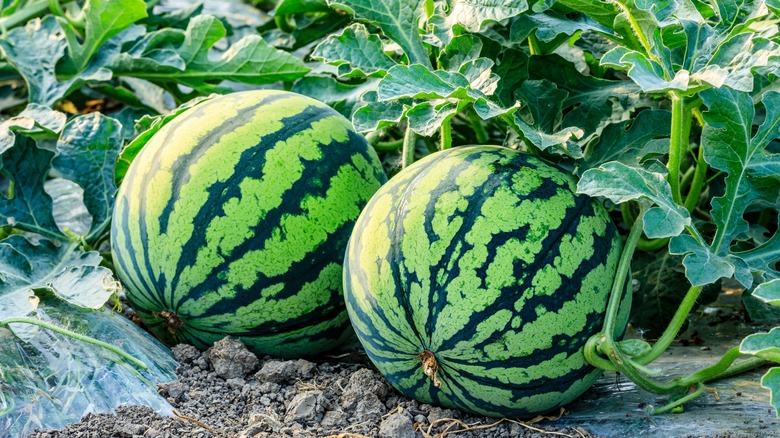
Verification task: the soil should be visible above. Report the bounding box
[29,337,595,438]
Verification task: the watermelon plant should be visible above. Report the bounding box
[111,90,386,357]
[0,0,779,433]
[344,145,631,417]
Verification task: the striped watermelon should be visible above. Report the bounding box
[111,90,386,358]
[343,145,628,417]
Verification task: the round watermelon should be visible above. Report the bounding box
[111,90,386,358]
[343,145,629,417]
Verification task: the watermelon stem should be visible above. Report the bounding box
[0,317,149,370]
[417,349,442,388]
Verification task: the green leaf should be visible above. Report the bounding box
[111,15,310,92]
[668,89,780,288]
[583,110,671,170]
[58,0,148,73]
[702,89,780,255]
[292,75,378,117]
[510,10,613,43]
[761,367,780,416]
[0,104,67,153]
[327,0,431,68]
[0,136,63,240]
[51,114,123,240]
[577,161,691,239]
[378,64,471,100]
[528,55,642,144]
[447,0,529,32]
[669,234,753,286]
[510,79,583,157]
[0,17,111,106]
[0,235,113,322]
[406,100,459,137]
[599,6,780,94]
[493,48,529,107]
[311,23,396,78]
[276,0,332,15]
[753,279,780,306]
[437,34,484,72]
[352,90,409,132]
[739,221,780,280]
[740,327,780,363]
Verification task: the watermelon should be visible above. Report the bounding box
[111,90,386,358]
[343,145,629,417]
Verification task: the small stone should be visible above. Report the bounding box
[347,368,388,398]
[379,412,416,438]
[352,394,387,422]
[255,360,297,383]
[144,428,162,438]
[427,406,457,423]
[205,337,259,379]
[114,423,147,437]
[226,377,246,390]
[171,344,201,363]
[160,382,185,400]
[414,414,427,424]
[284,390,326,423]
[258,382,281,393]
[296,359,316,379]
[320,410,347,428]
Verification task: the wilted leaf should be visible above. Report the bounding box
[0,235,113,322]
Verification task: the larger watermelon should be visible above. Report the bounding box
[343,145,628,417]
[111,90,386,358]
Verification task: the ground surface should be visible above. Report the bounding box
[30,293,779,438]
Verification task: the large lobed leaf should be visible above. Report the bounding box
[111,15,310,92]
[311,23,396,78]
[327,0,431,67]
[0,17,112,106]
[598,0,780,94]
[52,114,124,240]
[671,89,780,287]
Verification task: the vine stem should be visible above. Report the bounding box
[612,0,655,59]
[468,111,489,143]
[684,142,708,213]
[440,118,452,150]
[402,126,416,168]
[667,92,686,205]
[634,284,703,365]
[0,317,148,370]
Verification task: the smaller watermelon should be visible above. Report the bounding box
[343,145,629,417]
[111,90,386,358]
